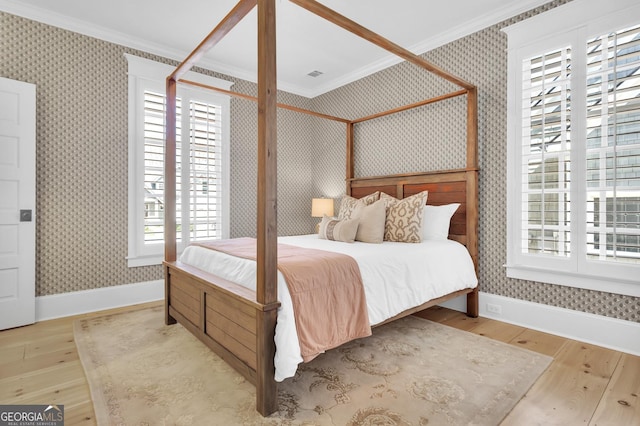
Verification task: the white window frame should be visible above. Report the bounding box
[125,54,233,267]
[504,0,640,297]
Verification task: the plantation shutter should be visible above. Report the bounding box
[521,46,572,257]
[585,24,640,262]
[142,90,223,245]
[143,91,174,243]
[188,100,224,241]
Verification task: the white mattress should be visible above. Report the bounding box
[179,234,478,381]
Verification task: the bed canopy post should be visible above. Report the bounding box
[255,0,279,416]
[465,87,479,317]
[163,0,257,325]
[163,0,481,418]
[346,122,354,195]
[164,78,178,326]
[466,87,478,170]
[164,79,177,265]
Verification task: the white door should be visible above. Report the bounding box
[0,77,36,330]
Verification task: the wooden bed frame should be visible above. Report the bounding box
[163,0,478,416]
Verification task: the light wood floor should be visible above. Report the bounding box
[1,302,638,425]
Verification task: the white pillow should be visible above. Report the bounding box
[422,203,460,240]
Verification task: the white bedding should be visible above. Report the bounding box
[179,234,478,381]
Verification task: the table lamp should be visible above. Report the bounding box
[311,198,334,233]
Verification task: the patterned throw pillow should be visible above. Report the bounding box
[318,216,359,243]
[380,191,429,243]
[338,191,380,219]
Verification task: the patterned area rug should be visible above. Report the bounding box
[74,305,551,425]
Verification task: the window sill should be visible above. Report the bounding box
[505,264,640,297]
[127,255,163,268]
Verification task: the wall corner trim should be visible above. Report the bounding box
[35,280,164,322]
[440,291,640,356]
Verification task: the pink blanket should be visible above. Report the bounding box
[192,238,371,362]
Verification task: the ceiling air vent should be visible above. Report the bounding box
[307,70,324,78]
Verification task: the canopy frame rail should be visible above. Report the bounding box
[163,0,479,416]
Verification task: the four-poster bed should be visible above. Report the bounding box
[163,0,479,416]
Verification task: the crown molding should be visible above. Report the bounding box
[307,0,552,97]
[1,0,552,98]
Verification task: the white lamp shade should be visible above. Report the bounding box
[311,198,334,218]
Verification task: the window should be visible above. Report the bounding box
[504,0,640,297]
[126,54,232,267]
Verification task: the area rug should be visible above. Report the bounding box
[74,305,551,425]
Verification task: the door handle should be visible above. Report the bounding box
[20,210,32,222]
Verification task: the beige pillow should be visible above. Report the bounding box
[318,215,359,243]
[353,200,386,243]
[338,191,380,219]
[380,191,429,243]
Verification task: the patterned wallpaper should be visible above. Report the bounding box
[226,79,320,238]
[1,1,638,322]
[1,14,157,295]
[311,0,639,323]
[0,12,318,296]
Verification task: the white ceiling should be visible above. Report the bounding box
[0,0,550,97]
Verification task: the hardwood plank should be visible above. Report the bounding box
[0,320,69,345]
[0,360,86,401]
[415,306,486,331]
[63,400,96,425]
[6,380,92,412]
[0,344,25,365]
[24,332,76,359]
[441,315,487,331]
[590,353,640,425]
[0,302,634,426]
[468,318,526,343]
[502,340,621,425]
[414,306,462,323]
[508,328,567,357]
[0,347,79,380]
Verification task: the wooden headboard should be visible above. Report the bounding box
[349,168,478,269]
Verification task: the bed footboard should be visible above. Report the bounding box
[164,261,280,415]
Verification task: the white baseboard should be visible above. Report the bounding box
[439,291,640,356]
[36,280,164,321]
[36,283,639,357]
